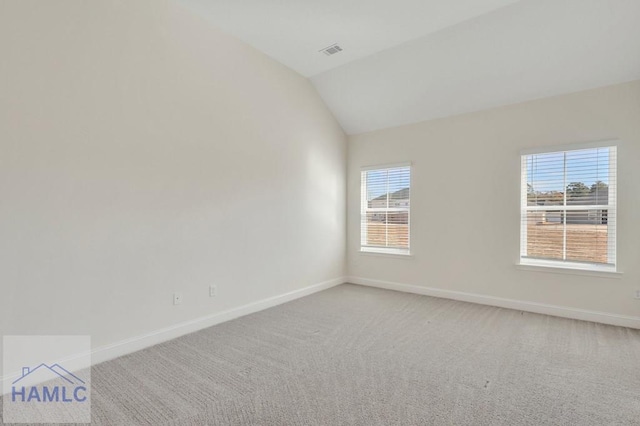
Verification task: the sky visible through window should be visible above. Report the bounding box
[526,147,610,193]
[366,168,410,200]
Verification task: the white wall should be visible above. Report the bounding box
[348,80,640,320]
[0,0,346,359]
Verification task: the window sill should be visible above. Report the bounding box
[515,263,622,279]
[359,248,413,259]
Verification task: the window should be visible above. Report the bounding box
[361,164,411,255]
[520,144,617,271]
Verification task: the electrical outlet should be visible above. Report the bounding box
[209,285,217,297]
[173,292,183,305]
[634,290,640,300]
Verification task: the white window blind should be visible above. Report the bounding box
[361,165,411,255]
[520,145,617,271]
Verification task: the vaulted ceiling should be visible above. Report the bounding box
[178,0,640,134]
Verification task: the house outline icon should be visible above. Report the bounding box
[12,364,86,386]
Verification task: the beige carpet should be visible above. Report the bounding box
[3,283,640,425]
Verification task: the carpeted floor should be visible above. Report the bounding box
[3,283,640,425]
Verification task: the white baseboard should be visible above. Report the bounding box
[348,276,640,329]
[91,276,347,365]
[2,276,346,390]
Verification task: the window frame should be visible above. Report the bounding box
[519,141,617,273]
[360,162,412,256]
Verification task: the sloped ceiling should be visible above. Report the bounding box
[178,0,640,135]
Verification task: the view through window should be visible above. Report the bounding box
[361,165,411,255]
[521,145,617,270]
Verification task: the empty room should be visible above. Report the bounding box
[1,0,640,424]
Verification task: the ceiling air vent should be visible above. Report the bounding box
[319,44,343,56]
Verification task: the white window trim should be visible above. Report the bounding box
[359,247,414,257]
[360,161,411,171]
[519,141,618,273]
[514,263,622,279]
[360,162,412,256]
[520,139,618,156]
